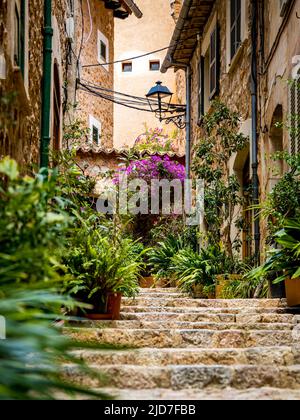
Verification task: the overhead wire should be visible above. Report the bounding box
[81,32,201,69]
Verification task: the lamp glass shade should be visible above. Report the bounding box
[146,81,173,99]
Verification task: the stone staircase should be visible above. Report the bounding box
[67,288,300,400]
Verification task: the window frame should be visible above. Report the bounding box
[230,0,242,61]
[149,60,160,72]
[289,69,300,156]
[89,116,102,146]
[122,62,133,73]
[97,30,109,70]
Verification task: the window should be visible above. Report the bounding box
[150,60,160,71]
[289,70,300,155]
[198,56,205,121]
[97,31,109,67]
[100,41,107,62]
[122,62,132,72]
[89,116,102,145]
[14,0,26,76]
[230,0,241,60]
[209,25,219,99]
[198,24,219,122]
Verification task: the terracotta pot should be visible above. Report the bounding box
[139,276,155,288]
[285,278,300,307]
[215,274,242,299]
[192,284,205,299]
[86,292,122,321]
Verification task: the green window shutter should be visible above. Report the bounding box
[198,55,205,122]
[209,24,219,100]
[289,74,300,155]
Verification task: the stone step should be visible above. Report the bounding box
[139,292,187,299]
[139,288,179,294]
[67,327,296,348]
[74,346,300,367]
[121,312,295,324]
[122,297,286,309]
[93,387,300,400]
[121,306,287,315]
[65,364,300,390]
[77,320,295,331]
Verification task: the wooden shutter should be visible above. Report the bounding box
[198,55,205,122]
[289,74,300,155]
[209,24,219,99]
[230,0,241,60]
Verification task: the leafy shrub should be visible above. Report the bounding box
[171,248,216,293]
[0,158,109,399]
[248,218,300,285]
[64,230,144,309]
[148,235,185,279]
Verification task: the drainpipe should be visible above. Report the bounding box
[251,0,260,261]
[185,65,191,179]
[40,0,53,168]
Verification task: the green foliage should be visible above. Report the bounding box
[248,218,300,285]
[171,248,216,293]
[65,228,145,308]
[260,152,300,237]
[149,216,198,251]
[148,235,185,279]
[221,276,268,299]
[134,125,179,154]
[0,158,111,400]
[192,101,249,256]
[0,157,70,287]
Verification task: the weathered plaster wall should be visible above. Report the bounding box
[113,0,181,151]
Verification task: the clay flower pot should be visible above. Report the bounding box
[86,292,122,320]
[215,274,242,299]
[285,278,300,307]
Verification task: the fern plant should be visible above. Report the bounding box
[148,235,185,279]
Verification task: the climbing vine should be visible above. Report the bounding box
[192,101,249,257]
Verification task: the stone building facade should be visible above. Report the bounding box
[0,0,76,168]
[74,0,115,149]
[113,0,181,150]
[162,0,300,258]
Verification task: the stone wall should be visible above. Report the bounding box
[75,0,114,149]
[189,0,251,147]
[0,0,75,168]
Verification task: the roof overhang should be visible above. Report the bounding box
[161,0,215,73]
[102,0,142,20]
[122,0,143,18]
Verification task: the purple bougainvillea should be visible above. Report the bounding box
[113,155,185,185]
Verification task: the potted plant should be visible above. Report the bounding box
[248,219,300,307]
[148,235,185,288]
[65,231,143,319]
[171,248,216,298]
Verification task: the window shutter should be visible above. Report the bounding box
[209,24,219,99]
[198,55,205,122]
[230,0,241,60]
[289,74,300,155]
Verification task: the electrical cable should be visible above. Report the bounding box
[79,79,186,110]
[85,0,93,45]
[82,32,201,69]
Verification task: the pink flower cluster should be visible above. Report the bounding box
[134,127,178,153]
[113,155,185,185]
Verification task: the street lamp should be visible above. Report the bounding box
[146,81,186,129]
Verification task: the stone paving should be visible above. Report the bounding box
[67,288,300,400]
